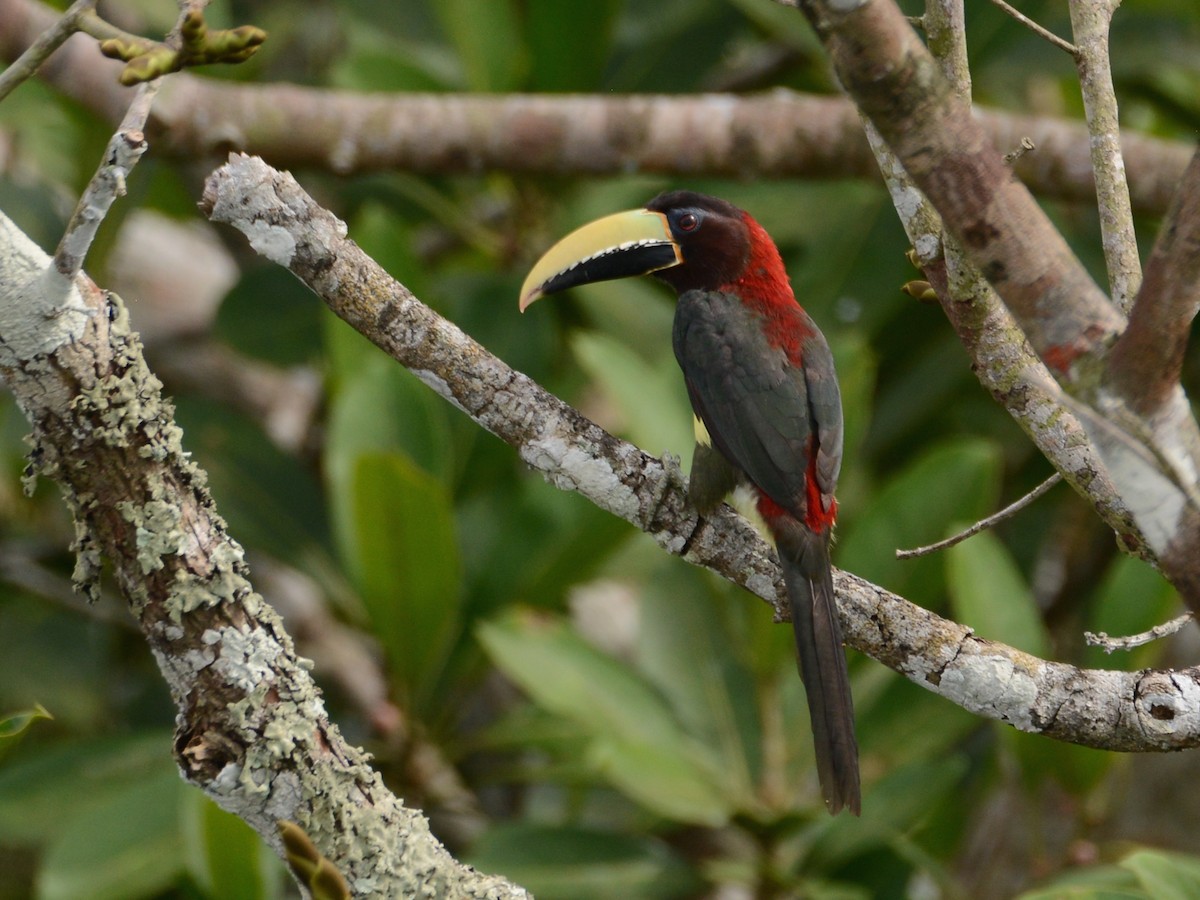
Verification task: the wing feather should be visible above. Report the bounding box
[673,290,842,520]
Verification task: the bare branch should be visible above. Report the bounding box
[201,153,1200,753]
[785,0,1124,383]
[865,0,1145,558]
[1085,147,1200,602]
[53,127,148,278]
[988,0,1078,56]
[0,0,1192,216]
[897,474,1062,560]
[1069,0,1141,312]
[1086,613,1193,654]
[1106,147,1200,420]
[0,0,94,102]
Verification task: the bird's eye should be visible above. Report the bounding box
[677,212,700,232]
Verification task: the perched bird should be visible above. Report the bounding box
[519,191,860,814]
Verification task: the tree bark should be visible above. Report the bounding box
[0,210,529,899]
[200,153,1200,754]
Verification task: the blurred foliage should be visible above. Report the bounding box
[2,0,1200,898]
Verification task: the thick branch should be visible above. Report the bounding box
[0,211,528,897]
[1091,147,1200,598]
[861,0,1146,559]
[787,0,1124,382]
[1107,147,1200,420]
[202,154,1200,753]
[0,0,1192,215]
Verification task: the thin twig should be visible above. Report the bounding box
[1069,0,1141,311]
[897,473,1062,559]
[1085,612,1193,653]
[989,0,1078,56]
[53,126,150,278]
[49,0,192,278]
[0,0,97,103]
[1004,136,1036,164]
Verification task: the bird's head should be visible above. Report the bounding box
[519,191,754,310]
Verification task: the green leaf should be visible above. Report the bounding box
[571,330,694,460]
[585,737,728,825]
[432,0,526,91]
[215,265,324,367]
[1121,849,1200,900]
[838,439,1002,600]
[810,756,969,869]
[481,612,688,749]
[947,528,1049,657]
[524,0,622,90]
[1016,865,1143,900]
[183,789,283,900]
[830,330,877,478]
[856,673,979,771]
[37,768,187,900]
[351,453,462,710]
[468,824,702,900]
[0,732,174,844]
[324,332,455,487]
[0,703,52,741]
[635,566,762,807]
[479,611,731,824]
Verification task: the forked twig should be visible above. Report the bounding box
[1085,612,1193,653]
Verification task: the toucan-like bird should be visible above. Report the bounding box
[519,191,860,815]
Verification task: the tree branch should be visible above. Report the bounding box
[861,0,1146,559]
[201,153,1200,754]
[0,0,1192,216]
[1069,0,1141,313]
[784,0,1124,383]
[0,208,528,896]
[0,0,94,102]
[1106,147,1200,422]
[1089,146,1200,600]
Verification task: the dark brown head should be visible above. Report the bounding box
[519,190,753,309]
[643,191,750,294]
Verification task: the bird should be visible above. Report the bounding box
[518,191,860,815]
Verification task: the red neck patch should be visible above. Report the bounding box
[721,213,811,363]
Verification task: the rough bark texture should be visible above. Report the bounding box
[0,212,528,899]
[785,0,1200,610]
[201,153,1200,754]
[789,0,1125,383]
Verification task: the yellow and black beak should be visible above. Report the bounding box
[519,208,684,311]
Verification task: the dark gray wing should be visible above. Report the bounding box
[672,289,842,520]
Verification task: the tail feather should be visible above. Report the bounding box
[779,528,860,815]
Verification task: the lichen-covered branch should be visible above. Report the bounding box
[0,0,1192,215]
[866,123,1146,559]
[202,153,1200,753]
[0,210,529,898]
[1106,147,1200,424]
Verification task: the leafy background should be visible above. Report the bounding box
[2,0,1200,897]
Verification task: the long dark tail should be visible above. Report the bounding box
[777,524,861,815]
